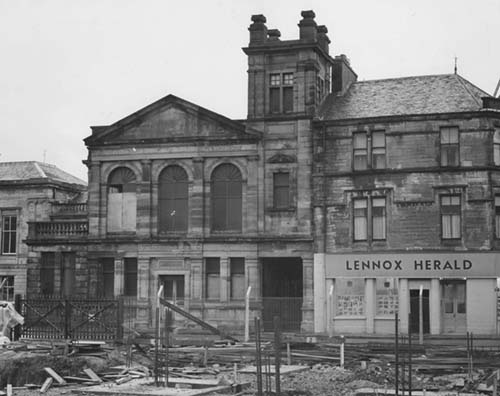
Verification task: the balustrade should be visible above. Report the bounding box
[28,221,88,239]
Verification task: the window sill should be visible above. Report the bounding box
[334,316,367,320]
[267,207,296,213]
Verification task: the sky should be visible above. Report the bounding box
[1,0,499,181]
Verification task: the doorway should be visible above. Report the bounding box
[261,258,303,331]
[159,275,185,304]
[409,289,430,334]
[441,280,466,333]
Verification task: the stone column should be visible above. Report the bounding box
[114,258,124,296]
[246,257,260,301]
[220,257,229,302]
[137,258,150,300]
[302,256,314,332]
[365,279,376,333]
[399,279,409,334]
[430,278,441,335]
[313,254,326,332]
[191,257,203,300]
[191,158,204,236]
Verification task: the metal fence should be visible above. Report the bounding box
[15,295,123,341]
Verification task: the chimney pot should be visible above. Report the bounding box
[249,14,268,45]
[268,29,281,40]
[317,25,330,53]
[298,10,317,41]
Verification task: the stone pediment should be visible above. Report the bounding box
[267,153,296,163]
[85,94,260,145]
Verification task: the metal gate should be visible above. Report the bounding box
[15,295,124,341]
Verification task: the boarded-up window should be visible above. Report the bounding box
[107,167,137,232]
[61,252,75,297]
[41,252,56,295]
[273,172,290,208]
[205,258,220,300]
[230,258,245,300]
[376,278,398,316]
[335,278,365,316]
[159,166,188,232]
[211,164,242,231]
[100,258,115,298]
[124,258,137,296]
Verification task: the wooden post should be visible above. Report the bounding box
[286,342,291,365]
[255,317,263,396]
[245,286,252,342]
[327,285,334,338]
[155,285,164,386]
[408,315,412,396]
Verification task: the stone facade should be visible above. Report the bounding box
[0,162,86,300]
[25,10,500,335]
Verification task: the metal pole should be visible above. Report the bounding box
[327,285,334,337]
[155,285,164,386]
[419,285,423,345]
[408,315,412,396]
[395,312,399,396]
[401,336,405,396]
[255,317,263,396]
[340,335,345,368]
[245,286,252,342]
[274,316,281,396]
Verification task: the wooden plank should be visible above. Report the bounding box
[63,376,100,383]
[43,368,67,385]
[6,384,11,396]
[83,368,102,383]
[115,376,133,385]
[40,378,53,393]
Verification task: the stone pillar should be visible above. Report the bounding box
[246,257,260,300]
[137,258,150,300]
[399,279,409,334]
[302,256,314,332]
[114,258,124,296]
[430,278,441,335]
[245,156,259,234]
[220,257,229,302]
[191,158,204,236]
[191,258,203,300]
[313,253,326,332]
[365,279,376,334]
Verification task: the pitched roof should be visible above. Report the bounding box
[318,74,491,121]
[0,161,86,186]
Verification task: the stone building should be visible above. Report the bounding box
[312,75,500,335]
[26,10,500,335]
[0,161,86,300]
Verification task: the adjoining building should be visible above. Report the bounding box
[25,10,500,335]
[312,74,500,335]
[0,161,86,300]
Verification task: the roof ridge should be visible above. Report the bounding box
[355,73,454,84]
[33,162,47,178]
[453,74,483,107]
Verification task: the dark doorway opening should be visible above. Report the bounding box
[409,289,430,334]
[261,257,303,331]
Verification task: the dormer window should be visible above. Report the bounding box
[270,73,293,114]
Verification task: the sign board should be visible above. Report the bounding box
[322,253,500,278]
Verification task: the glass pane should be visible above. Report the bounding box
[372,152,386,169]
[270,88,280,112]
[372,131,385,147]
[206,258,220,274]
[283,87,293,112]
[444,301,454,313]
[372,216,386,240]
[230,258,245,274]
[354,217,367,240]
[494,144,500,165]
[282,73,293,85]
[353,133,367,149]
[354,199,368,209]
[270,74,280,86]
[231,274,245,299]
[354,152,367,170]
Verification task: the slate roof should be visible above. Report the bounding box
[318,74,491,121]
[0,162,86,186]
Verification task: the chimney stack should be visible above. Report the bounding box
[248,14,268,46]
[267,29,281,41]
[298,10,317,42]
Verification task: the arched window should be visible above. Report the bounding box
[211,164,242,231]
[107,167,137,232]
[159,166,188,232]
